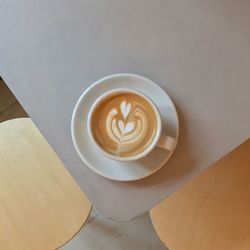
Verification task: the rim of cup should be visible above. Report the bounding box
[87,88,162,162]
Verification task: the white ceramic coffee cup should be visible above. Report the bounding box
[87,89,176,161]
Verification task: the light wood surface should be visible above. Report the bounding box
[0,118,92,250]
[150,139,250,250]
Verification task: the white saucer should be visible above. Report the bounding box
[71,74,179,181]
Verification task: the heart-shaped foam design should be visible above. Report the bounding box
[120,101,131,119]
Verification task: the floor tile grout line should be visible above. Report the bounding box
[0,100,18,116]
[86,213,100,225]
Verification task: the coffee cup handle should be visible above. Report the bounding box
[157,134,177,151]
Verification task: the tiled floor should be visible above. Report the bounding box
[0,78,167,250]
[0,79,28,121]
[62,211,167,250]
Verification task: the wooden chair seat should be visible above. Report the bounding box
[150,139,250,250]
[0,118,92,250]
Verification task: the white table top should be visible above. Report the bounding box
[0,0,249,221]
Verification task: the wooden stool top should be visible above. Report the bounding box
[0,118,92,250]
[150,139,250,250]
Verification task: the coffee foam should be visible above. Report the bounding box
[90,92,157,157]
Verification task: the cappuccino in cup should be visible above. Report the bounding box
[88,89,175,161]
[90,91,157,157]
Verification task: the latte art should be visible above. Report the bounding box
[106,100,148,154]
[90,92,157,157]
